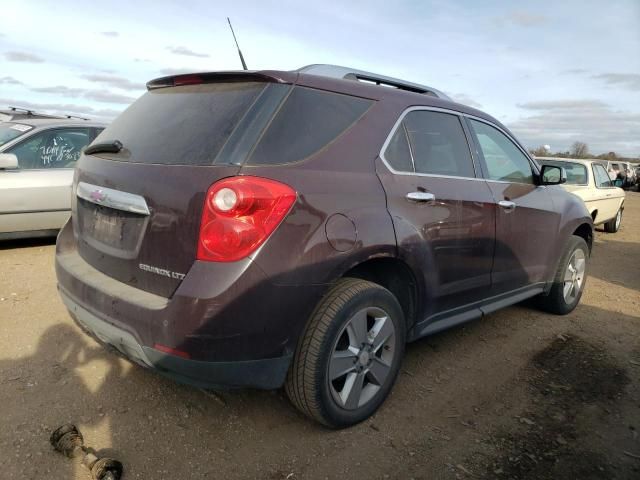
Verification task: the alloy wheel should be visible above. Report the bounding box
[328,307,396,410]
[563,248,586,303]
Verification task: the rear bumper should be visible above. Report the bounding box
[59,286,292,389]
[55,220,326,389]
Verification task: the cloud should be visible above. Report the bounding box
[508,100,640,156]
[592,73,640,91]
[449,93,482,109]
[517,99,608,110]
[158,67,197,76]
[30,85,136,104]
[31,85,85,97]
[0,76,22,85]
[496,10,547,27]
[562,68,588,75]
[82,74,145,91]
[84,90,137,104]
[167,46,210,58]
[4,51,45,63]
[100,31,119,37]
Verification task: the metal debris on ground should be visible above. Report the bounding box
[50,424,123,479]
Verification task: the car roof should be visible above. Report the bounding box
[535,157,598,166]
[147,67,506,132]
[4,118,107,128]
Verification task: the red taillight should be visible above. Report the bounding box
[197,176,297,262]
[173,74,203,86]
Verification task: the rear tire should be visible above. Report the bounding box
[603,208,622,233]
[537,235,589,315]
[285,278,405,428]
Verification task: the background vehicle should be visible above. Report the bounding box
[537,157,625,232]
[0,118,105,240]
[56,65,593,428]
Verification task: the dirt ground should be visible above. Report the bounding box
[1,193,639,480]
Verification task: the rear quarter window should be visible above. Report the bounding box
[247,87,373,166]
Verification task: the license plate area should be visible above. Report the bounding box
[77,198,149,259]
[90,206,124,241]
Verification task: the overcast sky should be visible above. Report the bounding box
[1,0,639,156]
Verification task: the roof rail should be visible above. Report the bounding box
[65,114,90,121]
[6,106,66,119]
[297,64,451,100]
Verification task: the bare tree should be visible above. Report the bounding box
[571,141,589,158]
[530,145,550,157]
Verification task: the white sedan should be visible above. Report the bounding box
[537,157,625,232]
[0,119,105,240]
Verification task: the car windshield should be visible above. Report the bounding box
[0,123,33,147]
[542,161,588,184]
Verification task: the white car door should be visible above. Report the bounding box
[591,162,623,223]
[0,127,92,235]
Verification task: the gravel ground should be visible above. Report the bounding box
[1,192,639,479]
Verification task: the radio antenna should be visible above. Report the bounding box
[227,17,248,70]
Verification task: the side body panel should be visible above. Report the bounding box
[0,168,72,233]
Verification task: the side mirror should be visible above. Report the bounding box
[540,165,566,185]
[0,153,18,170]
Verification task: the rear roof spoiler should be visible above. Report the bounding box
[146,71,296,90]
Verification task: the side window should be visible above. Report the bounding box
[593,164,612,188]
[469,119,534,184]
[383,123,413,172]
[382,110,475,177]
[247,86,372,165]
[8,128,91,169]
[404,111,474,177]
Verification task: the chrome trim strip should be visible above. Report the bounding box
[77,182,150,215]
[378,106,483,181]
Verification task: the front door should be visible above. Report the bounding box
[376,108,495,321]
[0,127,94,233]
[466,118,560,294]
[591,162,622,223]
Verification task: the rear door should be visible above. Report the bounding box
[466,118,560,294]
[71,80,289,297]
[0,127,93,233]
[376,108,495,318]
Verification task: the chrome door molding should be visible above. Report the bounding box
[77,182,150,215]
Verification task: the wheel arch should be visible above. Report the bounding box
[342,257,419,331]
[573,222,594,253]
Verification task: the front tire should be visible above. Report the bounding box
[603,208,622,233]
[285,278,406,428]
[537,235,589,315]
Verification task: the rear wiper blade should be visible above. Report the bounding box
[85,140,123,155]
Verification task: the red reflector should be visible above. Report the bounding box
[153,343,191,359]
[197,176,297,262]
[173,74,202,86]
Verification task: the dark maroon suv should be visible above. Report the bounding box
[55,64,593,427]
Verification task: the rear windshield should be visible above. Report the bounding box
[93,82,267,165]
[0,123,33,146]
[542,161,588,185]
[92,82,372,166]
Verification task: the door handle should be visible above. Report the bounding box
[406,191,435,203]
[498,200,516,212]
